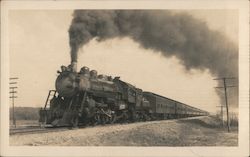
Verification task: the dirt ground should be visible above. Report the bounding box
[9,116,238,146]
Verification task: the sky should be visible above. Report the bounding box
[9,10,238,113]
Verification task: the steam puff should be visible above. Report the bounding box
[69,10,238,108]
[69,10,237,78]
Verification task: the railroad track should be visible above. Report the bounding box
[10,116,208,135]
[9,126,71,135]
[9,123,124,135]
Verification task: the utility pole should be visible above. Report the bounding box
[9,77,18,128]
[214,77,236,132]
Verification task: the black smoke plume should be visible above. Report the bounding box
[69,10,238,108]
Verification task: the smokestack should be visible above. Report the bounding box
[71,61,77,72]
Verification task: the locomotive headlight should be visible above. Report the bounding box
[55,72,78,97]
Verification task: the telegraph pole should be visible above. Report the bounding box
[214,77,236,132]
[9,77,18,128]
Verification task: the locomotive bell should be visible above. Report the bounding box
[79,67,90,91]
[90,70,97,79]
[80,66,90,74]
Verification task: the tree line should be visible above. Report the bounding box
[9,107,41,120]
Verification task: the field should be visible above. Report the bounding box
[10,116,238,146]
[9,107,40,129]
[9,107,40,120]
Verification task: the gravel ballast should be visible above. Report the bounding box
[10,116,238,146]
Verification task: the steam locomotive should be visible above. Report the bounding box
[39,62,208,127]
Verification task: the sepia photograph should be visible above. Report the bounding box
[0,0,249,157]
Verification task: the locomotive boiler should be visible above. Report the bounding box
[39,62,208,127]
[39,62,150,126]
